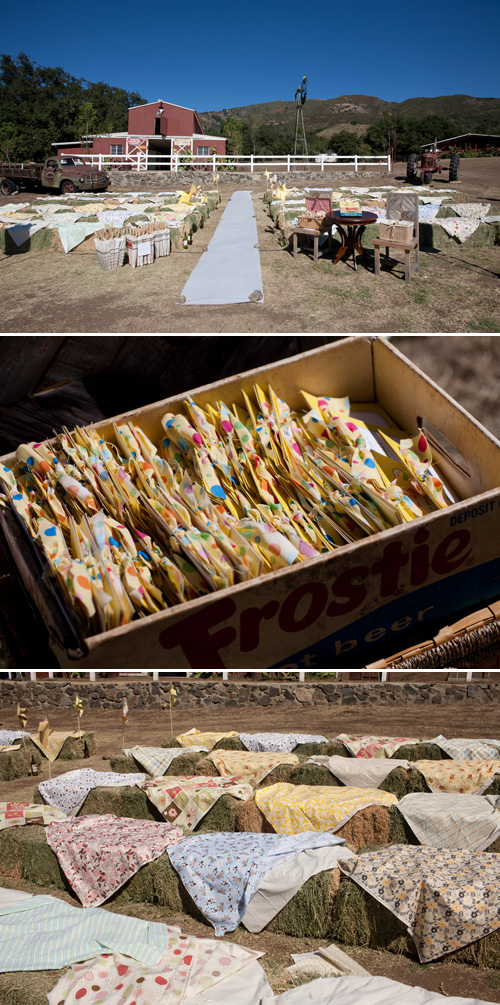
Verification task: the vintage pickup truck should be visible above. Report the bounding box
[0,156,110,195]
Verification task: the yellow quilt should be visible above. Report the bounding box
[29,731,79,763]
[254,783,397,834]
[206,750,299,787]
[176,729,239,751]
[415,760,500,794]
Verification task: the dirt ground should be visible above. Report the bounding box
[0,158,498,334]
[392,335,500,438]
[1,695,499,1000]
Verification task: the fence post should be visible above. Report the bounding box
[299,671,305,682]
[30,671,37,681]
[287,154,290,172]
[89,672,96,681]
[250,154,254,173]
[321,156,325,172]
[213,153,216,172]
[354,155,358,173]
[99,155,103,171]
[152,671,159,681]
[222,671,228,680]
[387,154,391,174]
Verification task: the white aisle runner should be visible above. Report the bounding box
[179,191,263,306]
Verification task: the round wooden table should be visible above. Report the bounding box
[330,211,378,271]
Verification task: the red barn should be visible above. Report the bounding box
[52,99,226,167]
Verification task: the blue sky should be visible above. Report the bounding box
[2,0,500,110]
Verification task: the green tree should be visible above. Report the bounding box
[75,101,98,151]
[221,116,244,156]
[0,52,147,161]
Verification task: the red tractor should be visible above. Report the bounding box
[406,142,460,185]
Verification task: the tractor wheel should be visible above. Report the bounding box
[1,178,16,196]
[424,172,433,185]
[420,171,426,185]
[60,180,76,194]
[449,153,460,181]
[406,153,418,182]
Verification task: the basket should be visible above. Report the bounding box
[153,229,171,258]
[126,234,155,268]
[379,220,414,243]
[297,213,330,232]
[94,235,126,270]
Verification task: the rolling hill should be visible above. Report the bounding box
[199,94,500,138]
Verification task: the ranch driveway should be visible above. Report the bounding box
[0,158,498,334]
[0,693,499,1002]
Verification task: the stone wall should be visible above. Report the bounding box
[0,678,498,711]
[108,168,387,189]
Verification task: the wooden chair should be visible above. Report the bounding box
[373,192,419,281]
[290,193,333,262]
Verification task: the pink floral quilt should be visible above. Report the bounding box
[46,814,185,907]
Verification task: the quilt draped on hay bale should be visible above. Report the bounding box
[25,732,97,761]
[332,875,500,968]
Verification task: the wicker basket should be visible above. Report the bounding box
[94,235,126,270]
[297,213,330,232]
[126,234,155,268]
[379,220,413,243]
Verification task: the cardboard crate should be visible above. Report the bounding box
[1,336,500,671]
[379,220,414,243]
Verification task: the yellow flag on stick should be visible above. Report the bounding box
[121,700,128,748]
[75,694,84,737]
[16,704,27,730]
[169,685,177,739]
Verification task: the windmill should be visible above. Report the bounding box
[293,76,308,158]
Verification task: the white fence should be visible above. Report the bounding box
[84,152,391,174]
[12,671,395,681]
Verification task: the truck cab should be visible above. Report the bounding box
[41,156,109,193]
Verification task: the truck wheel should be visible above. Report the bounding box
[1,178,16,196]
[424,172,433,185]
[406,153,418,182]
[61,180,76,194]
[449,153,460,181]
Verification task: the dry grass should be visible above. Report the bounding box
[0,161,498,333]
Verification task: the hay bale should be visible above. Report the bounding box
[194,757,220,776]
[25,732,97,761]
[396,743,444,761]
[0,968,61,1005]
[378,767,430,798]
[76,785,161,821]
[332,876,500,968]
[256,763,297,788]
[192,794,241,833]
[0,823,195,914]
[0,748,36,781]
[165,752,206,775]
[212,738,245,751]
[0,226,55,254]
[336,804,393,853]
[485,775,500,796]
[109,755,139,773]
[160,738,182,748]
[294,741,346,757]
[289,763,339,787]
[109,751,204,776]
[237,798,275,833]
[265,867,341,938]
[419,221,495,251]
